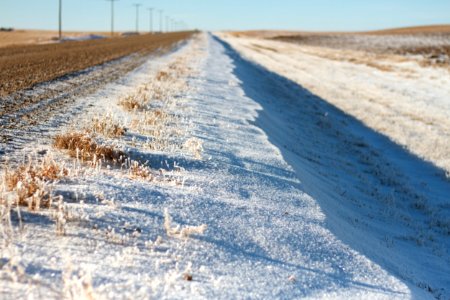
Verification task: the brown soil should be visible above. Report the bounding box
[0,32,193,97]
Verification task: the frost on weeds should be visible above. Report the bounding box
[54,195,67,236]
[89,113,126,138]
[63,265,96,300]
[119,94,146,111]
[156,70,171,81]
[184,138,204,159]
[0,155,68,210]
[125,159,153,181]
[164,208,207,239]
[54,132,125,163]
[0,250,26,284]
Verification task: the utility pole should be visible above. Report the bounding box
[133,3,142,33]
[147,8,153,34]
[159,10,163,33]
[58,0,62,40]
[106,0,119,37]
[166,16,169,33]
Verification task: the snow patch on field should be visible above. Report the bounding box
[61,34,105,42]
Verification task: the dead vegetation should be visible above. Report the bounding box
[119,95,146,111]
[156,70,171,81]
[54,132,125,163]
[164,208,207,239]
[184,138,204,159]
[63,266,96,300]
[271,32,450,69]
[397,45,450,66]
[89,113,126,138]
[126,159,153,180]
[0,155,68,210]
[143,110,169,126]
[117,54,201,156]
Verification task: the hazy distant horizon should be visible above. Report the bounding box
[1,0,450,32]
[4,24,450,35]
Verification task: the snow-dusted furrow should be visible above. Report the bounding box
[0,45,185,162]
[0,45,182,161]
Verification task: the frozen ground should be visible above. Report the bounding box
[272,33,450,53]
[0,33,449,299]
[220,33,450,175]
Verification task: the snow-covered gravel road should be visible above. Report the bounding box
[1,33,449,299]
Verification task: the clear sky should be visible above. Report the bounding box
[1,0,450,32]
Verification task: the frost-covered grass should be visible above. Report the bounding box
[89,113,126,138]
[54,132,126,163]
[0,155,68,210]
[1,35,207,298]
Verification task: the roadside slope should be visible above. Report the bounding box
[215,34,450,298]
[218,33,450,176]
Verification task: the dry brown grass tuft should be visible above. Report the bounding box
[90,113,126,138]
[144,110,169,126]
[156,70,171,81]
[147,84,171,101]
[1,156,68,210]
[127,160,153,180]
[54,132,125,163]
[184,138,203,159]
[118,95,145,111]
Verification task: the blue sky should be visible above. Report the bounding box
[1,0,449,32]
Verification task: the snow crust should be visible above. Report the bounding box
[1,33,448,299]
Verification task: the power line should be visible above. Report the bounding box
[106,0,119,37]
[171,19,176,32]
[133,3,142,33]
[159,10,163,33]
[147,8,154,34]
[166,16,169,32]
[58,0,62,40]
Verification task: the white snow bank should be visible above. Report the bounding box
[62,34,105,42]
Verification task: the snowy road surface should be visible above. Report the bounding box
[1,33,449,299]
